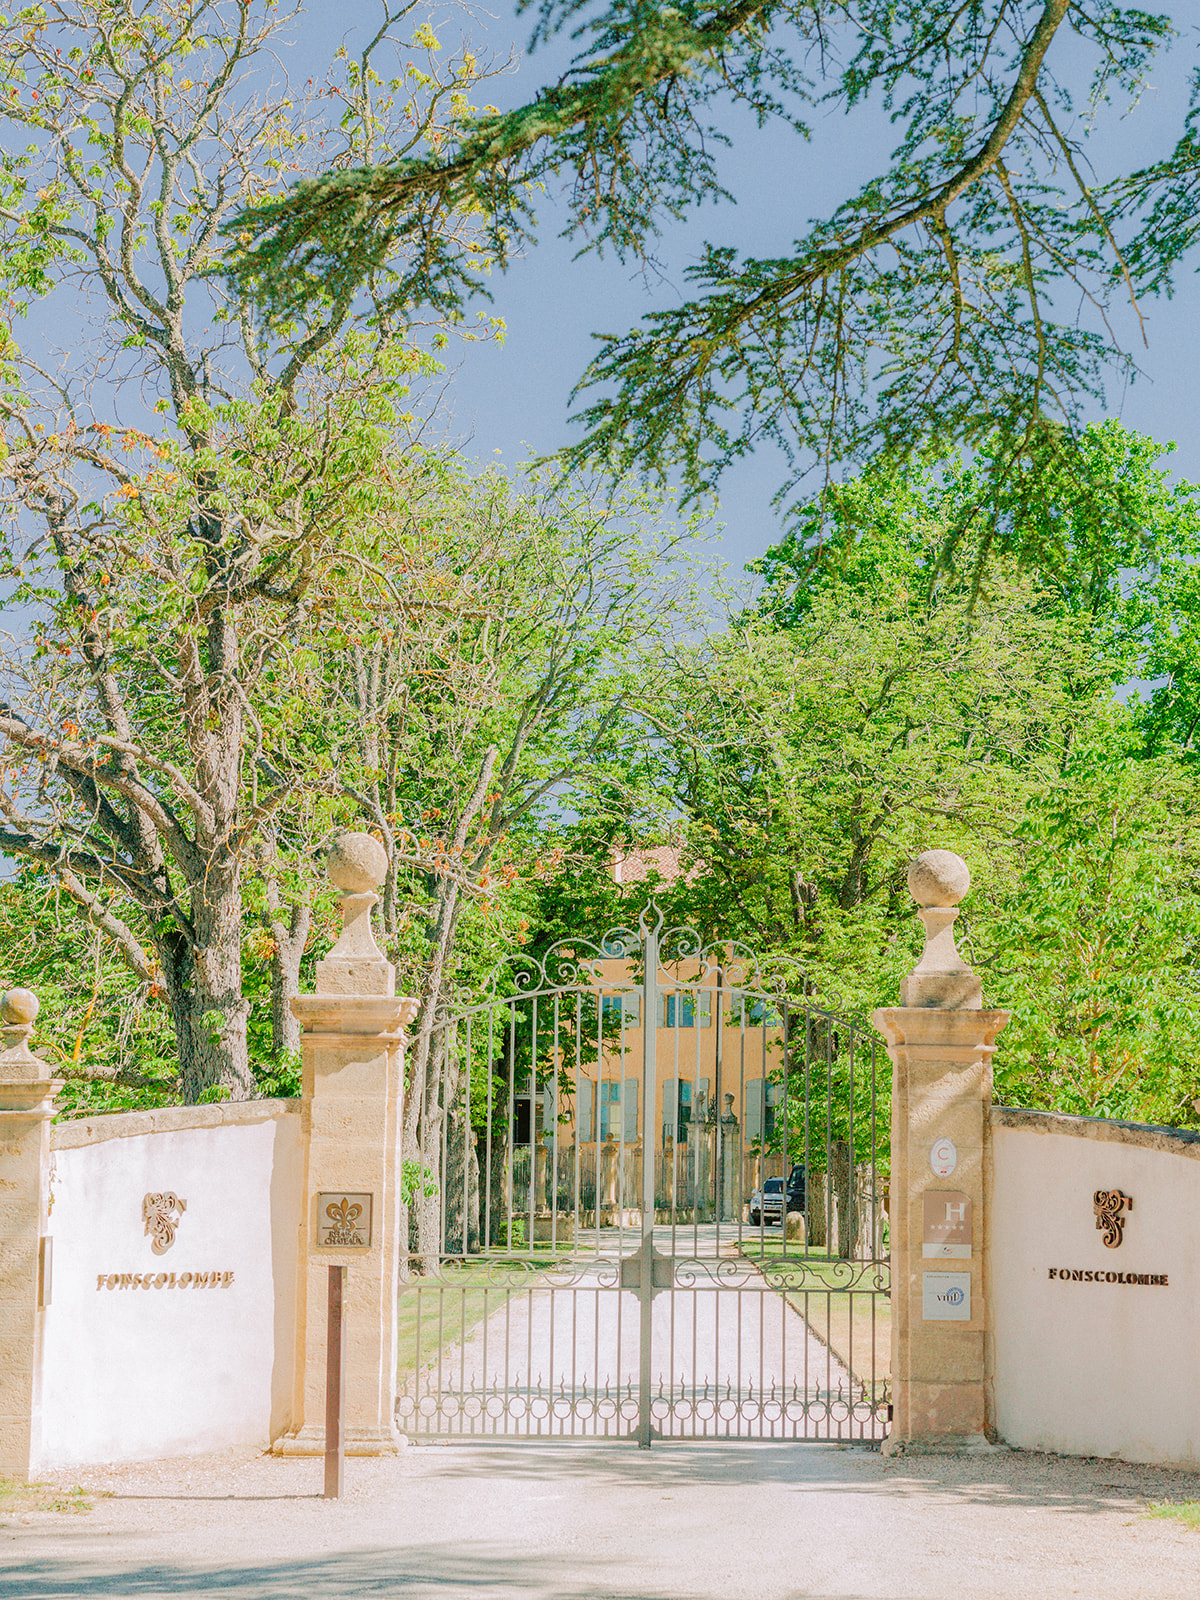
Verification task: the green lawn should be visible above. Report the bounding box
[0,1479,94,1517]
[398,1261,550,1380]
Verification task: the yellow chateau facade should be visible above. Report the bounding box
[499,849,799,1225]
[508,950,791,1226]
[571,955,786,1146]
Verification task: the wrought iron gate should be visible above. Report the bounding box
[397,909,890,1445]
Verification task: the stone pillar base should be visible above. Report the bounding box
[883,1432,1006,1457]
[272,1422,406,1457]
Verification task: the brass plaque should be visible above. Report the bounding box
[922,1190,972,1259]
[316,1193,373,1248]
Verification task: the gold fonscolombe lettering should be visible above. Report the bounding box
[94,1270,236,1289]
[1047,1266,1168,1285]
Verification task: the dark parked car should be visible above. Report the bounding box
[748,1164,806,1226]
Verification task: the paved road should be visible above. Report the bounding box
[5,1442,1200,1599]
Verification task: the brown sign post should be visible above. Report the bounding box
[324,1264,346,1499]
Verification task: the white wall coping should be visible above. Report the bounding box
[991,1103,1200,1161]
[51,1098,301,1150]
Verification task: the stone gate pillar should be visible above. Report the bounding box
[871,851,1008,1452]
[276,834,417,1456]
[0,989,60,1480]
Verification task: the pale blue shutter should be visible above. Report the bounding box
[578,1079,594,1142]
[663,1078,680,1140]
[744,1078,765,1140]
[623,1077,639,1142]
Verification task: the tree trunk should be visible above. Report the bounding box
[831,1139,856,1260]
[266,893,310,1059]
[805,1169,828,1250]
[443,1045,481,1255]
[159,877,254,1103]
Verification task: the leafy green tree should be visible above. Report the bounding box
[0,1,506,1099]
[0,869,179,1114]
[224,0,1189,548]
[986,749,1200,1124]
[312,459,688,1257]
[543,427,1200,1126]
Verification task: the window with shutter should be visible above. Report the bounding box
[660,991,714,1028]
[602,992,640,1026]
[598,1080,620,1140]
[662,1079,692,1143]
[765,1081,784,1141]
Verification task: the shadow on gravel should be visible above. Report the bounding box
[404,1440,1200,1512]
[0,1545,725,1600]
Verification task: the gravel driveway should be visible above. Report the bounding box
[4,1441,1200,1599]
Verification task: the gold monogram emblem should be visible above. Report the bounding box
[142,1192,187,1255]
[1093,1189,1132,1249]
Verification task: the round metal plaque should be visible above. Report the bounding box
[929,1137,958,1178]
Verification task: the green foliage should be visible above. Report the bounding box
[541,423,1200,1128]
[0,872,180,1117]
[1147,1500,1200,1531]
[0,1477,94,1516]
[988,751,1200,1123]
[401,1160,439,1205]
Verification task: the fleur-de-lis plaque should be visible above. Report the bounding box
[142,1192,187,1255]
[316,1192,372,1247]
[1094,1188,1132,1249]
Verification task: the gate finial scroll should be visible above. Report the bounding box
[637,899,664,939]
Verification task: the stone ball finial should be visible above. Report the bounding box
[2,986,39,1025]
[907,849,971,909]
[327,832,388,894]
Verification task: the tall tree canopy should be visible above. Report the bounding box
[527,422,1200,1126]
[224,0,1191,547]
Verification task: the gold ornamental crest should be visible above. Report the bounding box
[142,1191,187,1255]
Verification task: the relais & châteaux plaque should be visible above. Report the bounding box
[316,1193,373,1248]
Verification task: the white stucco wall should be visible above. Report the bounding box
[33,1100,302,1469]
[989,1108,1200,1467]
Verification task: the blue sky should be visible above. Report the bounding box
[38,3,1200,582]
[336,0,1195,575]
